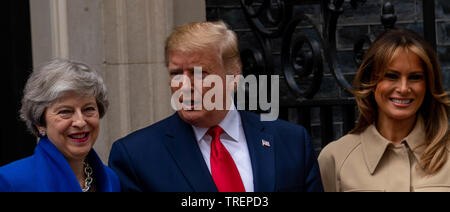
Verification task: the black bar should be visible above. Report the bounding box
[341,104,356,135]
[279,106,289,122]
[298,106,311,133]
[320,106,333,148]
[423,0,437,50]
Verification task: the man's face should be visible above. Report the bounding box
[168,49,233,128]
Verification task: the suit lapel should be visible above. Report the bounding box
[163,114,218,192]
[239,111,275,192]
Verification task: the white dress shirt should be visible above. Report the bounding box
[192,103,254,192]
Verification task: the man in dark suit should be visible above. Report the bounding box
[108,21,323,192]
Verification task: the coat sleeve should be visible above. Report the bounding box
[317,143,338,192]
[108,141,143,192]
[0,173,13,192]
[301,127,324,192]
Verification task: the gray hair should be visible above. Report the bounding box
[20,58,109,137]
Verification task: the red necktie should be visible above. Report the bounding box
[208,126,245,192]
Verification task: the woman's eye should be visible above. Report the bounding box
[85,107,96,111]
[58,110,72,114]
[409,75,424,80]
[57,110,73,118]
[84,107,98,116]
[384,73,398,79]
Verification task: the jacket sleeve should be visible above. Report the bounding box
[108,141,143,192]
[302,127,324,192]
[0,173,13,192]
[317,143,338,192]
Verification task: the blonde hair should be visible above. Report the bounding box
[165,21,242,75]
[351,29,450,175]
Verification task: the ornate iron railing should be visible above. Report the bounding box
[212,0,437,150]
[240,0,435,96]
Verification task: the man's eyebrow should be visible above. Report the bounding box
[168,66,182,71]
[169,66,206,71]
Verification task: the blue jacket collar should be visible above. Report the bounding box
[37,137,115,192]
[238,111,275,192]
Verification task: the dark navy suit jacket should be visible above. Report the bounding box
[108,111,323,192]
[0,137,120,192]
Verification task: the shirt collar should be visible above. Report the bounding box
[192,102,241,143]
[361,116,426,174]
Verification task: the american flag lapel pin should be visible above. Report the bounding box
[261,139,271,147]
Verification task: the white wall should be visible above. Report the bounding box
[29,0,206,163]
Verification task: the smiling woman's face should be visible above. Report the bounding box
[374,48,426,124]
[38,91,99,161]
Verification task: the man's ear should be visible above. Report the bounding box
[230,63,243,89]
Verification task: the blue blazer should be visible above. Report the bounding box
[0,137,120,192]
[108,111,323,192]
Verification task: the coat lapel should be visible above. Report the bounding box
[239,111,275,192]
[37,137,82,191]
[163,114,218,192]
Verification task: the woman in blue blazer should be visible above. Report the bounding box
[0,59,120,192]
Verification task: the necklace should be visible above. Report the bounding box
[82,161,93,192]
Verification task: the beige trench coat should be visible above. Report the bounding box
[318,117,450,192]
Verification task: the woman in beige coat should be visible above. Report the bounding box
[318,29,450,192]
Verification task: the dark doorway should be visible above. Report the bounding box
[1,0,36,166]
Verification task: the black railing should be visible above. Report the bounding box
[208,0,437,151]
